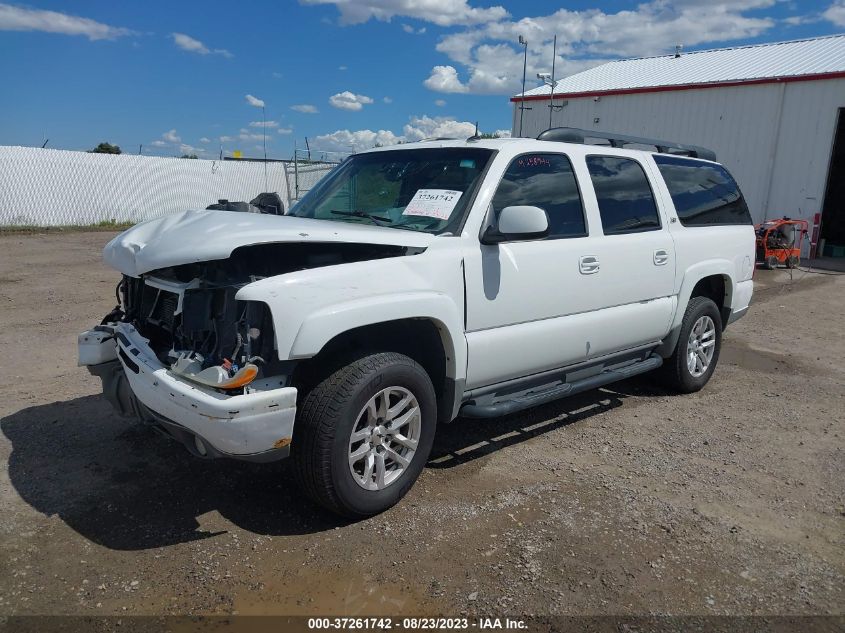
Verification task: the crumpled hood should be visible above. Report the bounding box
[103,209,434,276]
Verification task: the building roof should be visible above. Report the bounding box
[514,33,845,101]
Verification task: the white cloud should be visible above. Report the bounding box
[150,140,167,147]
[402,115,476,142]
[434,99,446,107]
[162,129,181,143]
[199,137,211,144]
[423,65,469,93]
[171,33,232,57]
[401,23,425,34]
[239,128,270,141]
[313,129,402,152]
[291,104,319,113]
[272,71,283,78]
[179,143,204,155]
[245,94,265,108]
[494,129,511,138]
[383,96,393,104]
[339,65,348,70]
[313,114,480,152]
[300,0,508,26]
[0,3,133,40]
[249,120,279,128]
[329,91,374,111]
[422,1,778,95]
[219,135,234,143]
[277,127,294,135]
[823,0,845,26]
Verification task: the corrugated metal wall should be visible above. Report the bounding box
[512,78,845,234]
[0,147,331,226]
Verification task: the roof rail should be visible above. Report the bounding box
[536,127,717,161]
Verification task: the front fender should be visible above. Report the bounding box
[289,291,464,379]
[234,248,467,381]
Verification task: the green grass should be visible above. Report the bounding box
[0,220,135,235]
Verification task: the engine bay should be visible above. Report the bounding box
[111,241,412,391]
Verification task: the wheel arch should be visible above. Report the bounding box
[658,263,736,357]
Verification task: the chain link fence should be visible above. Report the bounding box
[0,146,337,227]
[285,148,349,203]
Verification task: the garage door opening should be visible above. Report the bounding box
[819,108,845,256]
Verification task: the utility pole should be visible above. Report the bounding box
[262,104,269,192]
[549,34,556,129]
[518,35,528,137]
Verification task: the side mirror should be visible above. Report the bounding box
[481,205,549,244]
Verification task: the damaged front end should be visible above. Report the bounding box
[118,241,408,384]
[79,239,413,461]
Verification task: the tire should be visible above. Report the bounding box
[765,255,779,270]
[660,296,723,393]
[292,352,437,518]
[786,255,799,269]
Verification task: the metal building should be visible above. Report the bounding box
[511,34,845,256]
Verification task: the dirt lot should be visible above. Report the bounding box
[1,231,843,623]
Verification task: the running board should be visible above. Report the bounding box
[459,353,663,419]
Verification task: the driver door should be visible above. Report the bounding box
[463,152,600,389]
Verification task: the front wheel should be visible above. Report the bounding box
[292,352,437,517]
[659,296,723,393]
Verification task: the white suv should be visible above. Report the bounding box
[79,128,755,517]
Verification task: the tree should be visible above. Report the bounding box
[180,154,199,159]
[90,142,122,154]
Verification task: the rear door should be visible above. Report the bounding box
[576,154,677,343]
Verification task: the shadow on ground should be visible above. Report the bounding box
[2,378,666,551]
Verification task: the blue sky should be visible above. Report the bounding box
[0,0,843,158]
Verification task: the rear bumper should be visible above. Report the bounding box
[80,323,297,461]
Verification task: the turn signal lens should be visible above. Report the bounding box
[218,363,259,390]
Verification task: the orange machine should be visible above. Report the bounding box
[755,218,809,269]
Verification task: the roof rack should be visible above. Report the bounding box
[536,127,717,161]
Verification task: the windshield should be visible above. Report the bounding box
[290,147,495,234]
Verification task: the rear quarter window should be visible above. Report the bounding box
[653,155,752,227]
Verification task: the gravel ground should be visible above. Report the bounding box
[0,231,843,623]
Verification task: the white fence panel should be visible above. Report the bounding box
[0,146,328,226]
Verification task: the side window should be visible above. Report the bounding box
[653,155,752,226]
[491,153,586,239]
[586,156,661,234]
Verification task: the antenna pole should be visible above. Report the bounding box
[549,35,556,129]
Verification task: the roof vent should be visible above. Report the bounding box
[675,44,683,58]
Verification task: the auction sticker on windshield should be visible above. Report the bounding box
[403,189,463,220]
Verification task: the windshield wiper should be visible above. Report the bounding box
[330,209,393,225]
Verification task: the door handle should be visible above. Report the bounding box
[653,249,669,266]
[579,255,600,274]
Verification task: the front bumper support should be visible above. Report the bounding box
[80,323,297,461]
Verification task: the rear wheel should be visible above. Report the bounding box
[765,255,780,269]
[660,296,722,393]
[292,352,436,517]
[786,254,800,269]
